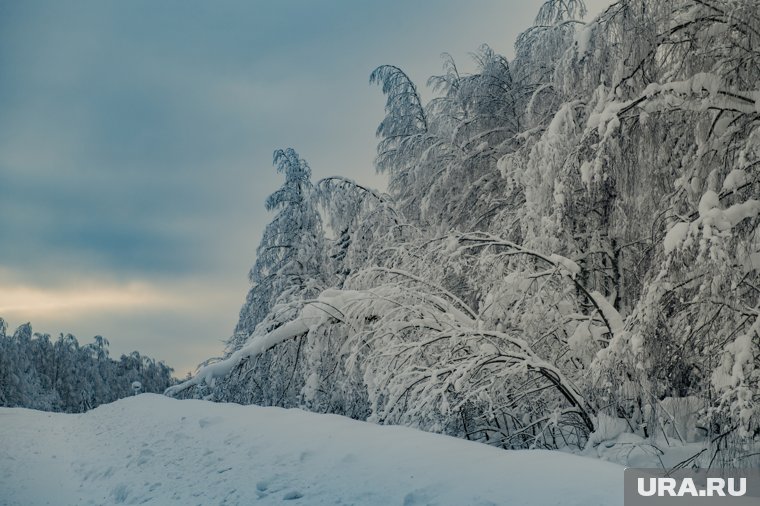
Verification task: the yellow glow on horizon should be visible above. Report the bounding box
[0,273,240,375]
[0,281,188,321]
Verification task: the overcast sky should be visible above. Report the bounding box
[0,0,611,376]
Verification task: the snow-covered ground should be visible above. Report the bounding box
[0,394,624,505]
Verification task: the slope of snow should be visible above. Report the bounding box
[0,394,624,505]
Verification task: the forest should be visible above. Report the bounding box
[166,0,760,468]
[166,0,759,469]
[0,318,175,412]
[1,0,752,470]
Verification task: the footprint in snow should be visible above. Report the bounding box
[283,490,304,500]
[111,484,130,503]
[198,416,223,429]
[136,448,154,466]
[403,489,434,506]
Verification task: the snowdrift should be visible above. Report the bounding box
[0,394,623,505]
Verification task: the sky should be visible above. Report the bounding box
[0,0,611,377]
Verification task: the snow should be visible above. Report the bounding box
[722,199,760,228]
[589,291,624,335]
[697,192,760,234]
[553,180,567,206]
[722,169,748,193]
[547,102,575,138]
[495,153,512,176]
[711,317,760,438]
[579,160,592,186]
[689,72,721,97]
[568,321,595,356]
[587,100,627,136]
[664,191,760,253]
[657,396,703,444]
[648,73,722,98]
[167,290,349,395]
[168,284,476,397]
[574,23,594,57]
[698,190,720,218]
[549,253,581,278]
[663,222,690,254]
[585,413,630,450]
[0,394,625,505]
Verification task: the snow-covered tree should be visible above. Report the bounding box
[0,320,174,412]
[173,0,760,467]
[233,148,327,347]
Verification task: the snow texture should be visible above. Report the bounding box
[0,394,624,505]
[549,253,581,278]
[663,222,690,254]
[589,291,624,335]
[722,169,748,193]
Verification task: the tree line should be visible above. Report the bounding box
[0,318,175,412]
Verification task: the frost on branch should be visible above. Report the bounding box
[173,0,760,467]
